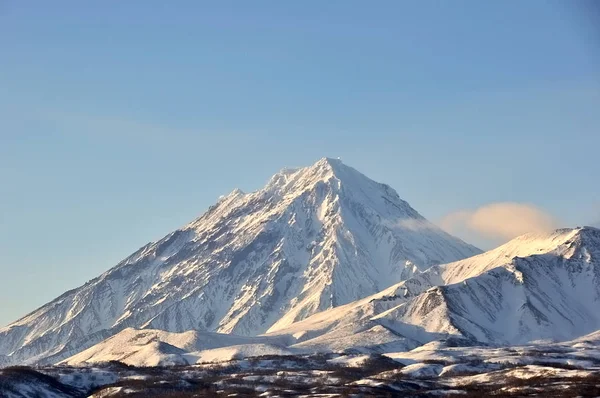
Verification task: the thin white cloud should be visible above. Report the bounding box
[395,218,437,231]
[440,202,559,242]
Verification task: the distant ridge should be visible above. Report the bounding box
[267,227,600,351]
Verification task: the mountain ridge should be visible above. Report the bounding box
[59,227,600,367]
[265,226,600,350]
[0,158,480,366]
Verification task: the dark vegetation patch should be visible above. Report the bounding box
[4,354,600,397]
[0,366,84,397]
[456,373,600,397]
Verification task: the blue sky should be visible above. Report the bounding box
[1,1,599,326]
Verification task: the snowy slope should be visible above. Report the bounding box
[60,327,292,366]
[0,158,479,366]
[267,227,600,349]
[373,226,600,344]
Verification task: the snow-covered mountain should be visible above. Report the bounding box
[59,226,600,368]
[268,227,600,349]
[377,226,600,344]
[25,226,600,371]
[0,158,479,366]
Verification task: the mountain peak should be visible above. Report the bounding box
[264,157,402,210]
[312,156,344,170]
[504,226,600,256]
[274,157,356,180]
[223,159,348,204]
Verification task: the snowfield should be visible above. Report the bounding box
[60,328,292,367]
